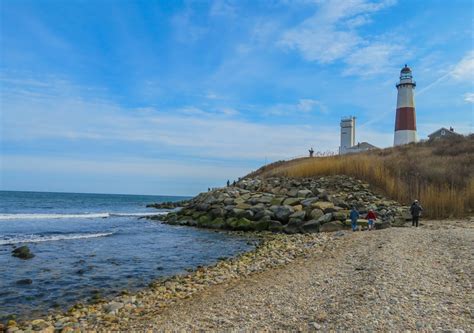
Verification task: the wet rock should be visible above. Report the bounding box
[15,279,33,285]
[11,246,35,260]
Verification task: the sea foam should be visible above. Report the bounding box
[0,232,115,245]
[0,212,168,220]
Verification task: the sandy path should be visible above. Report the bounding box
[121,220,473,331]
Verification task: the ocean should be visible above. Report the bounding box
[0,191,255,320]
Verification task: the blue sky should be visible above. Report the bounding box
[1,0,473,195]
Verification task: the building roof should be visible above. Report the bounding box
[428,127,463,138]
[347,142,378,150]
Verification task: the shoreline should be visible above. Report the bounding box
[6,231,334,332]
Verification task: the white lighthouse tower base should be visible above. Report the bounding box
[394,130,418,146]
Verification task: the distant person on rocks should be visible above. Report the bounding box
[350,207,360,232]
[366,209,377,231]
[227,180,230,187]
[410,200,423,227]
[309,147,314,157]
[232,180,236,186]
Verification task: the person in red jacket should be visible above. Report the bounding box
[366,209,377,231]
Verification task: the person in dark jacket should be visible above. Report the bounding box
[350,207,360,231]
[410,200,423,227]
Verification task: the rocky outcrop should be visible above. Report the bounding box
[158,175,409,233]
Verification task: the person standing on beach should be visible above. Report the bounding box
[350,207,360,232]
[410,200,423,227]
[366,209,376,231]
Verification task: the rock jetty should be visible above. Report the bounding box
[161,175,409,233]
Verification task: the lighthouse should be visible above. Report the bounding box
[394,64,418,146]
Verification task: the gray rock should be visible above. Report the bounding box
[223,198,235,205]
[268,220,284,232]
[316,213,333,225]
[320,221,346,232]
[196,203,210,212]
[301,197,319,208]
[12,246,35,260]
[297,189,313,198]
[309,208,324,220]
[16,278,33,285]
[283,198,301,206]
[287,188,299,197]
[302,220,320,233]
[209,207,225,218]
[104,302,123,314]
[375,220,392,229]
[289,210,306,220]
[285,218,305,234]
[271,205,294,223]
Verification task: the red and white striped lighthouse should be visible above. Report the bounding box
[394,64,418,146]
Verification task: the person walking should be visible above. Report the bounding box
[366,209,377,231]
[350,206,360,232]
[410,200,423,227]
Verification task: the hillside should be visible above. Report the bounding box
[250,135,474,218]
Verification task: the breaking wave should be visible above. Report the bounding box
[0,212,169,220]
[0,232,115,245]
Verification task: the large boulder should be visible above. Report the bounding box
[297,189,313,198]
[375,220,391,230]
[309,208,324,220]
[283,198,301,206]
[289,210,306,220]
[320,221,346,232]
[301,220,321,233]
[333,211,348,221]
[301,197,319,208]
[271,205,294,224]
[316,213,333,225]
[268,220,284,232]
[254,209,274,221]
[284,218,305,234]
[312,201,335,212]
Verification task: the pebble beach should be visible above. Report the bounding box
[6,219,473,332]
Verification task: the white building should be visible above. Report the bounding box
[339,116,378,155]
[339,116,355,154]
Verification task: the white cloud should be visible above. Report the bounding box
[464,92,474,103]
[265,99,328,115]
[279,0,399,74]
[209,0,237,17]
[451,51,474,81]
[1,76,339,162]
[343,42,404,76]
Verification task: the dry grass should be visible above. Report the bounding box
[254,135,474,219]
